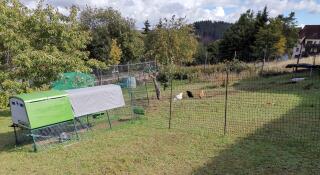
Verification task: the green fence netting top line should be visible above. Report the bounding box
[51,72,95,90]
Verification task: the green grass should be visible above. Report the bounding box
[0,72,320,174]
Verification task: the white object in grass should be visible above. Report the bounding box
[291,78,305,82]
[174,92,183,101]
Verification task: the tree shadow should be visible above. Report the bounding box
[0,130,32,153]
[192,72,320,174]
[0,110,10,118]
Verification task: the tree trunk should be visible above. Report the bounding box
[153,78,161,100]
[151,74,161,100]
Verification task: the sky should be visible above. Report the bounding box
[20,0,320,28]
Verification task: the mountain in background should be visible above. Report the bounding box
[194,21,232,44]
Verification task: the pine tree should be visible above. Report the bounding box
[142,20,151,34]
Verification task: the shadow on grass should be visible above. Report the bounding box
[0,110,10,118]
[0,130,33,153]
[192,72,320,174]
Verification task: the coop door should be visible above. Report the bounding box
[10,98,29,127]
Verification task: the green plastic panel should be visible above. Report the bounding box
[13,90,74,129]
[15,90,67,103]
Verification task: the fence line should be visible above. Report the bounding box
[166,66,320,141]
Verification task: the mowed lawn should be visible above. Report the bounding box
[1,72,320,174]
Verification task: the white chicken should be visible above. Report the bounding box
[174,92,183,101]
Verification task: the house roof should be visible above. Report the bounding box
[299,25,320,39]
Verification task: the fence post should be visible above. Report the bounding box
[169,78,173,129]
[145,81,150,106]
[224,68,229,135]
[99,69,103,85]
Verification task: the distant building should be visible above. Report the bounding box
[292,25,320,58]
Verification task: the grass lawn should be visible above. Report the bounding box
[0,72,320,174]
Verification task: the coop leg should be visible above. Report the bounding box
[86,115,91,130]
[75,117,89,130]
[31,130,37,152]
[106,111,112,129]
[13,124,19,146]
[73,119,79,140]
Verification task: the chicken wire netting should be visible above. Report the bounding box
[51,72,95,90]
[30,120,79,151]
[154,65,320,142]
[16,104,134,152]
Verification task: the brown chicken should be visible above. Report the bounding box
[199,90,205,99]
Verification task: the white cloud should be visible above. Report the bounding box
[20,0,320,28]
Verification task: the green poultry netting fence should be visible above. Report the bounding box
[51,72,95,90]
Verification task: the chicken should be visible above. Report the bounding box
[199,90,205,99]
[174,92,183,101]
[186,91,194,98]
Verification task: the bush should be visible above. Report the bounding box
[157,59,251,83]
[227,59,250,73]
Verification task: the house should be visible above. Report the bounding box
[292,25,320,58]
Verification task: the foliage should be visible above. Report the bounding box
[145,16,198,65]
[219,10,256,61]
[275,35,287,57]
[207,40,221,64]
[80,7,144,63]
[194,43,207,64]
[277,12,299,53]
[219,6,298,62]
[253,19,286,60]
[0,1,98,108]
[108,39,122,65]
[225,59,250,73]
[194,40,222,65]
[193,20,232,44]
[142,20,151,34]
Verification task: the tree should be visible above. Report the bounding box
[219,10,256,61]
[253,19,286,61]
[275,35,287,57]
[146,16,198,65]
[108,39,122,65]
[277,12,299,54]
[80,7,144,64]
[207,40,221,64]
[193,20,232,44]
[0,1,102,108]
[142,20,151,34]
[219,6,298,62]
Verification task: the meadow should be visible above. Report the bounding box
[0,59,320,174]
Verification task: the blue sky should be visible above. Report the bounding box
[293,10,320,26]
[21,0,320,28]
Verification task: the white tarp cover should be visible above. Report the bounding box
[66,84,125,117]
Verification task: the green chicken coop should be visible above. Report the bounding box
[10,90,74,129]
[9,90,76,151]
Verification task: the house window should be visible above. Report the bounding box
[296,48,299,52]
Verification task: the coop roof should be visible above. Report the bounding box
[66,84,125,117]
[12,90,67,103]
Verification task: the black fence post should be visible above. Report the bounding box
[224,68,229,135]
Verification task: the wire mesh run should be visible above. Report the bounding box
[30,120,79,151]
